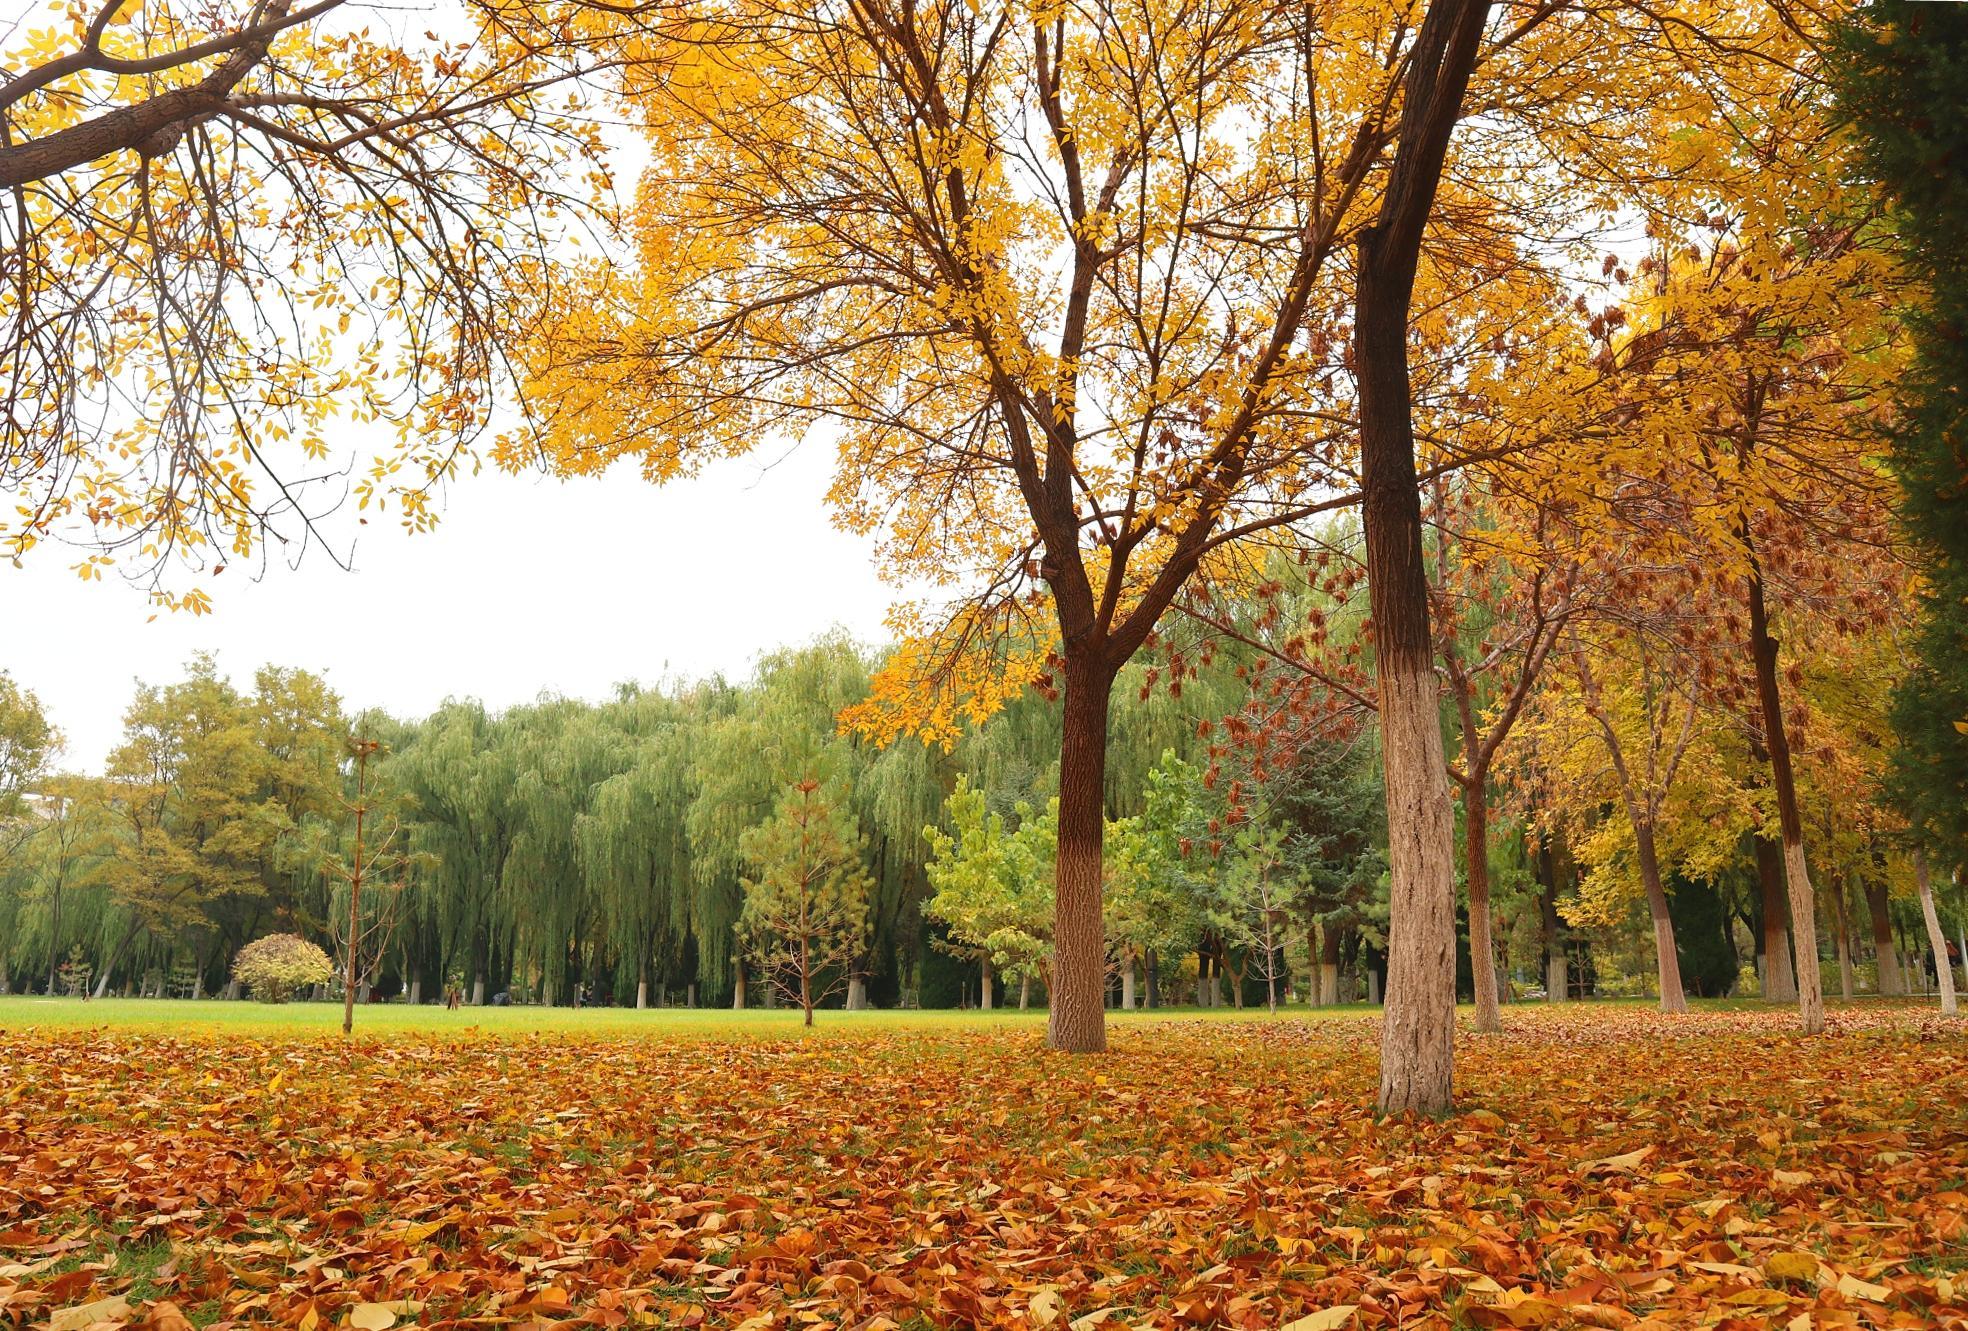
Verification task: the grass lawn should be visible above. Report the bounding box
[1,1001,1965,1329]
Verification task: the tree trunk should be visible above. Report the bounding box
[1915,851,1957,1016]
[979,956,994,1011]
[1745,560,1824,1033]
[409,977,422,1005]
[1635,823,1689,1013]
[1755,834,1797,1002]
[687,981,698,1007]
[846,975,867,1011]
[1866,881,1902,995]
[1536,841,1567,1002]
[1354,0,1490,1118]
[45,872,63,997]
[800,935,813,1027]
[1463,782,1501,1033]
[1197,949,1213,1007]
[1049,656,1113,1053]
[471,974,486,1006]
[1832,879,1854,1002]
[732,967,746,1010]
[1319,922,1342,1008]
[1144,949,1160,1009]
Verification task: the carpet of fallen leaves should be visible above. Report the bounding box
[3,1006,1967,1331]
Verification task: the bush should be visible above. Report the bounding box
[232,933,335,1003]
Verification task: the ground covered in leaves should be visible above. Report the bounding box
[2,1006,1966,1330]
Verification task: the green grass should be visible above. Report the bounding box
[0,991,1871,1038]
[0,994,1397,1037]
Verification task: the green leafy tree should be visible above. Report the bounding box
[923,780,1057,1009]
[736,777,873,1026]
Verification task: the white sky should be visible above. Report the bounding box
[4,445,895,774]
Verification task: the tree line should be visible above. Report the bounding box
[1,505,1956,1015]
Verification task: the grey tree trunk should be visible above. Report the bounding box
[1120,960,1135,1011]
[687,982,698,1007]
[845,975,867,1011]
[408,977,422,1005]
[732,968,746,1010]
[1020,972,1032,1009]
[471,974,486,1006]
[1635,824,1689,1014]
[1915,851,1957,1016]
[980,957,994,1011]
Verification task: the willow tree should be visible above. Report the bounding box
[578,706,698,1008]
[519,0,1591,1056]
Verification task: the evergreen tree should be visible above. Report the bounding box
[1835,3,1968,867]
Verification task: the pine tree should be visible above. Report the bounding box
[1835,3,1968,867]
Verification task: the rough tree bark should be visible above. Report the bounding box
[1049,657,1113,1051]
[1755,834,1796,1002]
[1865,881,1903,995]
[1357,0,1493,1116]
[1536,837,1568,1003]
[1633,825,1689,1013]
[1744,557,1824,1033]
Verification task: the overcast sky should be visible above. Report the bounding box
[5,444,895,774]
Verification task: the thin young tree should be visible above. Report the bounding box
[326,739,411,1034]
[735,776,873,1027]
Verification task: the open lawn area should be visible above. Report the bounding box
[1,1004,1966,1329]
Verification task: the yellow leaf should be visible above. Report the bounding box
[1835,1273,1892,1302]
[49,1296,132,1331]
[1281,1308,1358,1331]
[1772,1169,1813,1187]
[1029,1289,1063,1326]
[1764,1251,1820,1283]
[1581,1146,1654,1174]
[347,1304,396,1330]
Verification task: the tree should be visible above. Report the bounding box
[1350,0,1491,1112]
[0,673,57,863]
[1833,3,1968,877]
[735,776,873,1026]
[325,738,410,1034]
[1,0,617,599]
[521,0,1589,1054]
[923,780,1057,1011]
[231,932,333,1003]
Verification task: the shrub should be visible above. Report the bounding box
[232,933,335,1003]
